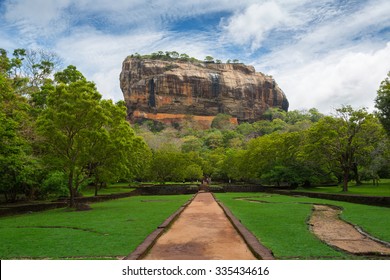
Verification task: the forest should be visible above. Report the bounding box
[1,48,390,207]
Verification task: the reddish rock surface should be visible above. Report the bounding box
[120,58,289,126]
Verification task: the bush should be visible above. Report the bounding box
[41,171,68,198]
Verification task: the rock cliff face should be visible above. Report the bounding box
[120,58,288,126]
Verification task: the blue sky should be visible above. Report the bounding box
[1,0,389,113]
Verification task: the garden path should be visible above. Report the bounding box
[310,204,390,255]
[142,192,257,260]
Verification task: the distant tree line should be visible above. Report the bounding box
[134,101,390,192]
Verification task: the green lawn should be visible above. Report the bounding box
[0,194,192,259]
[81,182,135,197]
[216,192,390,259]
[295,179,390,196]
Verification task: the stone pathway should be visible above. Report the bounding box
[310,204,390,255]
[142,192,258,260]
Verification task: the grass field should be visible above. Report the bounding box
[1,190,388,260]
[0,194,192,259]
[81,182,135,197]
[216,192,390,259]
[295,179,390,196]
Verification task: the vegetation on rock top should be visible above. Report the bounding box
[128,50,240,64]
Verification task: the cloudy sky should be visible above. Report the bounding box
[1,0,389,113]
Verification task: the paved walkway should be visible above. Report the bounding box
[142,192,257,260]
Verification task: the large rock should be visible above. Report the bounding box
[120,58,288,126]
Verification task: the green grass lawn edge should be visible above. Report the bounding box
[0,194,192,259]
[215,192,390,260]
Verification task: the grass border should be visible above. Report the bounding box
[123,194,196,260]
[215,197,275,260]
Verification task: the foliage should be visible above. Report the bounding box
[0,51,40,201]
[184,164,203,181]
[211,113,235,130]
[133,103,389,188]
[181,135,203,153]
[41,171,68,197]
[130,51,201,63]
[36,65,150,206]
[243,131,318,186]
[148,148,203,182]
[305,106,385,191]
[204,56,214,62]
[375,71,390,135]
[128,51,240,66]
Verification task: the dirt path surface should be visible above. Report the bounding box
[142,192,257,260]
[310,204,390,255]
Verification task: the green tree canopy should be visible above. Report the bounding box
[37,66,149,206]
[305,106,384,191]
[375,71,390,135]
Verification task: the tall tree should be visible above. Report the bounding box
[375,71,390,135]
[306,106,383,191]
[86,100,151,195]
[37,66,104,206]
[0,51,38,201]
[36,66,149,206]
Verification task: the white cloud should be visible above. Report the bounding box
[243,0,390,113]
[2,0,389,112]
[54,28,166,100]
[53,26,219,101]
[272,43,390,113]
[221,2,288,51]
[4,0,71,39]
[4,0,70,25]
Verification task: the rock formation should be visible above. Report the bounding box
[120,57,288,127]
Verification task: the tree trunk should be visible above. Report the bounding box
[342,169,349,192]
[352,162,361,185]
[68,169,75,208]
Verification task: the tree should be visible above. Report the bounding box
[54,65,85,84]
[149,149,186,182]
[263,107,287,121]
[211,113,235,130]
[184,164,203,181]
[201,148,226,180]
[204,56,214,63]
[0,54,38,201]
[375,71,390,135]
[244,132,309,186]
[36,66,149,206]
[169,51,179,59]
[306,106,384,191]
[179,53,190,61]
[181,135,203,153]
[204,130,224,149]
[85,100,151,195]
[22,49,62,88]
[4,48,61,97]
[221,149,246,182]
[37,66,104,206]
